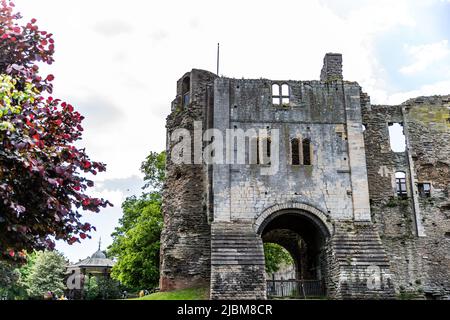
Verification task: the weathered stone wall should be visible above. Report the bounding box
[362,95,450,299]
[160,69,217,291]
[320,53,344,82]
[210,222,266,300]
[161,53,449,300]
[209,55,392,299]
[330,221,395,299]
[212,78,356,223]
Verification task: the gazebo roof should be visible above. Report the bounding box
[68,240,115,269]
[70,249,115,269]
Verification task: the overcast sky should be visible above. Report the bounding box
[17,0,450,262]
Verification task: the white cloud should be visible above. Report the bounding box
[400,40,450,75]
[386,79,450,105]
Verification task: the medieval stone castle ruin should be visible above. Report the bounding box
[159,53,450,299]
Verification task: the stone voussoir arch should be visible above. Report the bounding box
[254,202,333,237]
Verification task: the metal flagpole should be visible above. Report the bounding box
[217,43,220,76]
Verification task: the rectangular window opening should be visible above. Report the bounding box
[291,139,300,165]
[303,139,311,166]
[418,183,431,198]
[388,123,406,152]
[395,172,407,198]
[183,93,190,107]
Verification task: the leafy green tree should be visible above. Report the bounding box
[97,277,121,300]
[17,251,37,285]
[0,261,20,299]
[25,250,66,298]
[264,243,294,274]
[141,151,166,191]
[0,251,37,299]
[108,151,165,290]
[109,193,162,289]
[85,276,99,300]
[84,276,121,300]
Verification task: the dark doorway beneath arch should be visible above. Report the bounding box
[258,209,330,299]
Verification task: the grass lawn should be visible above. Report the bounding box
[135,287,209,300]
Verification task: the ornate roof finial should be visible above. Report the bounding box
[98,237,101,251]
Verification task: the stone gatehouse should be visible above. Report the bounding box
[159,53,450,300]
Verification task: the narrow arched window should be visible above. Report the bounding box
[291,138,300,165]
[182,77,190,108]
[251,137,271,165]
[281,84,290,105]
[262,138,271,165]
[302,139,311,165]
[272,84,280,105]
[249,137,260,165]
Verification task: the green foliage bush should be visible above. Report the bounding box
[264,243,294,274]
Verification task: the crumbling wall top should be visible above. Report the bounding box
[320,53,343,82]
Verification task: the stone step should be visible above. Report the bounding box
[211,238,262,243]
[333,243,385,248]
[211,222,266,288]
[212,227,256,231]
[212,251,262,255]
[335,250,388,254]
[212,238,257,241]
[211,242,261,247]
[338,260,390,268]
[211,260,266,266]
[212,253,264,258]
[334,249,386,254]
[335,256,390,261]
[211,235,257,239]
[330,224,395,299]
[333,238,385,245]
[211,247,263,252]
[332,239,383,244]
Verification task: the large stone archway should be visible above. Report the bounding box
[256,203,333,298]
[210,203,395,299]
[254,202,333,237]
[210,202,334,300]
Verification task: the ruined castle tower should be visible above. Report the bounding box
[160,53,450,300]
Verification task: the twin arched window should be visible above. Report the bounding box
[248,137,273,165]
[291,138,312,166]
[272,83,290,106]
[249,136,312,166]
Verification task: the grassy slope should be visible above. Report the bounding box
[136,287,209,300]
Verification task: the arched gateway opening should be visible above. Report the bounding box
[256,206,331,299]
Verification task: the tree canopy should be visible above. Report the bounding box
[0,251,35,299]
[25,250,66,298]
[0,1,111,262]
